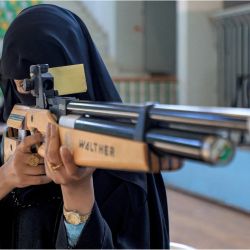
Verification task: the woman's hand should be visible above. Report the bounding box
[44,123,95,214]
[161,156,183,171]
[0,133,51,200]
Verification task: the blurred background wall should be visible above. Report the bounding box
[0,0,249,213]
[178,1,222,106]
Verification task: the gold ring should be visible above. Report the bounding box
[28,154,40,167]
[46,160,63,171]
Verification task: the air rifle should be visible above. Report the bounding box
[1,64,250,172]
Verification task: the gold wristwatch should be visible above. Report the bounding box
[63,207,91,225]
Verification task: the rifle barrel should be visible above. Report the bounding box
[67,101,250,131]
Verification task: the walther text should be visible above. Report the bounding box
[79,140,115,157]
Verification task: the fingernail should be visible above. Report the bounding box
[60,146,67,159]
[51,123,56,135]
[51,124,58,134]
[60,145,69,153]
[60,146,72,159]
[46,123,51,137]
[50,123,54,132]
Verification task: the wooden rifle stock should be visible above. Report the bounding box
[3,105,159,172]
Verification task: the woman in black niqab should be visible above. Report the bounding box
[0,4,170,249]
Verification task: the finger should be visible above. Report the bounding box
[37,143,46,158]
[44,160,53,179]
[60,146,95,178]
[44,157,56,174]
[13,153,40,170]
[18,133,43,153]
[47,124,61,163]
[22,153,42,165]
[172,157,183,170]
[50,123,59,141]
[46,123,51,142]
[24,165,47,176]
[60,146,78,176]
[45,123,51,156]
[44,162,57,182]
[44,158,68,185]
[27,175,52,185]
[161,157,183,171]
[45,156,66,177]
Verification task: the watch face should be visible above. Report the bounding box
[67,212,81,225]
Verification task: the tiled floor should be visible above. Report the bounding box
[167,188,250,249]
